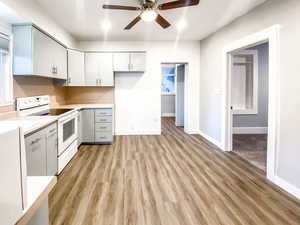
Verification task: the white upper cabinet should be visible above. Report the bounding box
[113,53,130,72]
[67,49,85,86]
[113,52,146,72]
[130,53,146,72]
[85,53,114,86]
[13,25,67,79]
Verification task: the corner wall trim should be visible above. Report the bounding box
[233,127,268,134]
[198,130,222,149]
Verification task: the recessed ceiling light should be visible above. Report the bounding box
[101,20,111,31]
[176,20,187,30]
[141,9,158,22]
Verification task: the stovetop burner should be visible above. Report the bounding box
[30,108,73,116]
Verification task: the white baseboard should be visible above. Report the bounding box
[233,127,268,134]
[269,175,300,200]
[186,130,199,134]
[198,130,222,149]
[161,113,175,117]
[115,130,161,135]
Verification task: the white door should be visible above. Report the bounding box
[113,53,130,72]
[98,53,114,86]
[130,53,146,72]
[53,42,67,80]
[32,27,53,77]
[68,50,85,86]
[85,53,100,86]
[175,65,185,126]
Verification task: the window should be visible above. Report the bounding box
[161,64,175,95]
[0,33,12,106]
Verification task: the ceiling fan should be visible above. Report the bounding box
[102,0,200,30]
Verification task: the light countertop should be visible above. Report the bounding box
[0,103,114,135]
[0,116,58,135]
[54,103,114,110]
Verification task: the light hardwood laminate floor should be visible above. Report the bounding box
[49,117,300,225]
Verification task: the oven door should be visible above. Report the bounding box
[58,111,78,156]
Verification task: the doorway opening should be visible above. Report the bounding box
[222,25,280,180]
[161,63,188,134]
[231,43,269,172]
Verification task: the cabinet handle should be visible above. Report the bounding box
[68,77,71,84]
[30,138,41,145]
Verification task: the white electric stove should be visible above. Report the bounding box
[17,96,78,174]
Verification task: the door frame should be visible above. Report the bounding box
[160,62,189,133]
[221,25,280,181]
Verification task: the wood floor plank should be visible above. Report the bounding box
[49,117,300,225]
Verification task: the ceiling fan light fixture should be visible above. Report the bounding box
[141,9,157,22]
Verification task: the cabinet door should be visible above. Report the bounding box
[85,53,100,86]
[53,42,67,80]
[68,50,85,86]
[81,109,95,142]
[32,27,53,77]
[45,124,58,176]
[77,111,82,146]
[113,53,130,72]
[130,53,146,72]
[99,53,114,86]
[25,130,46,176]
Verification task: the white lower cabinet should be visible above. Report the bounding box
[25,123,58,176]
[81,108,114,144]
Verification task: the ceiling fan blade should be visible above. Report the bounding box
[155,14,171,29]
[124,16,142,30]
[158,0,200,10]
[103,5,141,11]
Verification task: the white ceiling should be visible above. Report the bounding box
[33,0,266,41]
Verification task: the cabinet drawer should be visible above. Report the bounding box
[45,123,57,135]
[95,116,112,123]
[95,108,112,116]
[95,123,112,131]
[95,132,113,143]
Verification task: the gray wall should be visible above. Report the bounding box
[233,43,269,128]
[161,95,175,116]
[200,0,300,189]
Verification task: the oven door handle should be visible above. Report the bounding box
[58,111,78,124]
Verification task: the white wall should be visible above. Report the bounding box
[77,41,200,135]
[199,0,300,192]
[0,0,76,48]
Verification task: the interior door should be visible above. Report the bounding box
[85,53,100,86]
[175,65,185,126]
[98,53,114,86]
[113,53,130,71]
[130,53,146,72]
[68,50,85,86]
